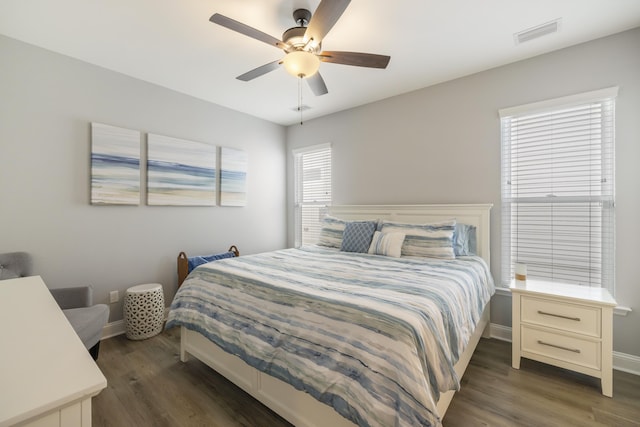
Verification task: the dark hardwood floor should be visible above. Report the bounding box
[444,339,640,427]
[93,328,640,426]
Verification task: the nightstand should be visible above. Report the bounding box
[510,279,617,397]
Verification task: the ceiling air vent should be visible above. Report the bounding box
[514,18,561,45]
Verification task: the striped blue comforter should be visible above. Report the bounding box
[166,245,494,427]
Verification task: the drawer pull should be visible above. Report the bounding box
[537,310,581,322]
[537,340,581,353]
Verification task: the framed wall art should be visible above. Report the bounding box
[220,147,248,207]
[90,122,141,205]
[147,134,217,206]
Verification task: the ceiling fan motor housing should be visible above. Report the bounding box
[282,9,321,53]
[282,26,320,53]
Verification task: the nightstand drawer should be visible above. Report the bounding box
[521,296,600,337]
[521,325,600,370]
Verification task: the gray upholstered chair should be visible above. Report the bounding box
[0,251,32,280]
[0,251,109,360]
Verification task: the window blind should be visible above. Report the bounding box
[500,88,616,293]
[293,144,332,247]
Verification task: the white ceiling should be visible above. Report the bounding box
[2,1,639,126]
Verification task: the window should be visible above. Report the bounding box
[293,143,332,247]
[500,88,617,293]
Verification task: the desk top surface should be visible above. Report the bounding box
[0,276,107,427]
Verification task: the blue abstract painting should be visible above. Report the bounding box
[220,147,248,206]
[91,122,141,205]
[147,134,216,206]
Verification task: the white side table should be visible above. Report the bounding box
[510,279,616,397]
[124,283,165,340]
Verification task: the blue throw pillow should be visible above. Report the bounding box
[341,221,377,253]
[453,223,477,256]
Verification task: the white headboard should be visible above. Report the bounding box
[328,204,493,265]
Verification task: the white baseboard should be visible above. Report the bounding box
[488,323,640,376]
[101,307,170,340]
[102,319,125,339]
[489,323,512,342]
[613,351,640,376]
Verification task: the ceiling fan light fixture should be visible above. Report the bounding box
[211,2,390,98]
[283,51,320,78]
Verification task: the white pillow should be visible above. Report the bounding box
[368,231,405,258]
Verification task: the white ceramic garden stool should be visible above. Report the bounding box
[124,283,165,340]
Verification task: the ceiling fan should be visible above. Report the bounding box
[210,0,391,96]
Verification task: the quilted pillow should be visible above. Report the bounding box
[341,221,377,253]
[317,215,347,248]
[379,219,456,259]
[368,231,405,258]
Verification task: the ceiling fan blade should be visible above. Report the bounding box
[210,13,287,50]
[306,72,328,96]
[319,51,390,69]
[304,0,351,45]
[236,59,283,81]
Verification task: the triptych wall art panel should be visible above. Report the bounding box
[90,122,141,205]
[220,147,248,207]
[147,134,217,206]
[90,123,246,207]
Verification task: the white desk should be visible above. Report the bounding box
[0,276,107,426]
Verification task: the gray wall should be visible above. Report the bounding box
[1,35,287,321]
[286,28,640,357]
[2,27,638,357]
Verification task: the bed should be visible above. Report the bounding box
[166,204,494,427]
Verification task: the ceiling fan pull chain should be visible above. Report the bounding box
[298,75,304,125]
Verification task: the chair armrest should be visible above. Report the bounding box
[50,286,93,310]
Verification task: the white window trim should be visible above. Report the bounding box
[293,143,332,248]
[500,87,617,293]
[499,86,618,118]
[292,142,332,156]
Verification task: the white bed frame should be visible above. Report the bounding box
[179,204,493,426]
